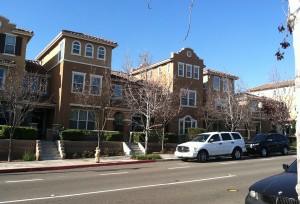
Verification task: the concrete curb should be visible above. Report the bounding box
[0,160,156,174]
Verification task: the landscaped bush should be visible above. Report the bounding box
[288,136,296,150]
[23,151,35,161]
[164,133,178,143]
[0,125,38,140]
[60,129,89,141]
[131,154,162,160]
[133,132,161,143]
[103,132,123,141]
[82,150,94,158]
[187,128,206,140]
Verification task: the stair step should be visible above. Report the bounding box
[41,141,61,160]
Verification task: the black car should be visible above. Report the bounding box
[245,133,290,157]
[245,160,299,204]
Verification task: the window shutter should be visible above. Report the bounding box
[15,37,22,56]
[0,33,5,53]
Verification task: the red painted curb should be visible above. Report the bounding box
[0,160,156,174]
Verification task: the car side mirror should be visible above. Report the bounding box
[209,139,214,143]
[283,164,289,171]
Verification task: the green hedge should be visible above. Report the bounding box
[59,129,89,141]
[0,125,38,140]
[133,132,178,143]
[103,132,123,141]
[187,128,206,140]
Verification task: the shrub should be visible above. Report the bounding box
[131,154,162,160]
[103,132,123,141]
[60,129,88,141]
[23,151,35,161]
[164,133,178,143]
[187,128,206,140]
[133,132,161,143]
[72,153,81,159]
[102,147,124,156]
[0,126,38,140]
[82,150,94,158]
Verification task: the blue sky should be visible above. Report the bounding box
[1,0,295,88]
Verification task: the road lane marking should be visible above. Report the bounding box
[220,162,238,165]
[260,158,274,161]
[0,174,236,203]
[99,172,129,176]
[5,179,43,184]
[168,166,190,170]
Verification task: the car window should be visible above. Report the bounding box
[251,134,267,141]
[191,134,210,142]
[209,134,221,142]
[221,133,232,141]
[231,133,242,140]
[275,134,286,142]
[267,135,275,142]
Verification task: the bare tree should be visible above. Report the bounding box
[198,86,222,131]
[73,67,114,162]
[0,70,47,162]
[123,52,177,154]
[221,79,250,132]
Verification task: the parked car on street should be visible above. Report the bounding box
[174,132,246,162]
[245,133,290,157]
[245,160,298,204]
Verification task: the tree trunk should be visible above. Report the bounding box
[161,126,165,152]
[289,0,300,200]
[8,135,12,162]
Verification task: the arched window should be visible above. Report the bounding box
[179,115,197,135]
[113,112,124,132]
[97,46,106,60]
[72,41,81,55]
[85,44,94,58]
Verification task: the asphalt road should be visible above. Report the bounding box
[0,154,296,204]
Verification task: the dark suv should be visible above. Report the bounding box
[245,133,289,157]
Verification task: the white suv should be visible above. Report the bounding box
[174,132,246,162]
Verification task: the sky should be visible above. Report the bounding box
[1,0,295,89]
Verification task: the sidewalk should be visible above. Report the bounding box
[0,154,178,174]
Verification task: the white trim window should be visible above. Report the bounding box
[158,66,162,76]
[178,62,184,77]
[112,84,122,99]
[5,35,16,55]
[194,66,199,79]
[69,109,95,130]
[223,78,229,92]
[186,64,192,78]
[90,74,102,95]
[179,115,197,135]
[213,76,220,91]
[85,44,94,58]
[97,46,106,60]
[72,72,85,93]
[167,64,170,74]
[180,89,196,107]
[71,41,81,55]
[0,68,5,90]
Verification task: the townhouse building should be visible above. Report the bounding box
[248,80,296,134]
[1,16,243,142]
[35,30,133,139]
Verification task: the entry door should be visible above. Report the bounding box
[206,134,223,156]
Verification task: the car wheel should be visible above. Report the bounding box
[260,148,268,157]
[197,150,208,162]
[232,148,242,160]
[282,146,289,155]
